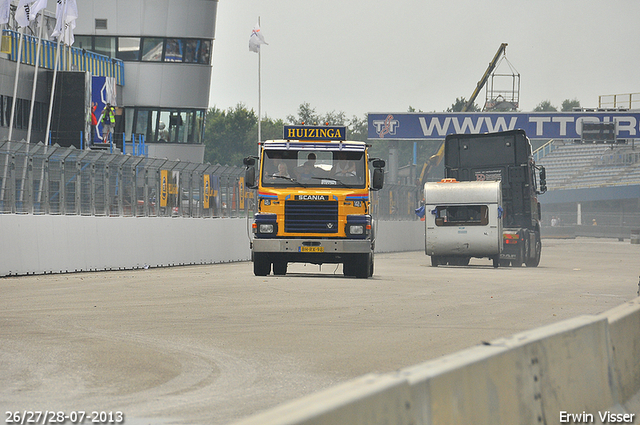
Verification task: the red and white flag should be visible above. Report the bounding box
[249,21,267,53]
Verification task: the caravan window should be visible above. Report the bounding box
[434,205,489,226]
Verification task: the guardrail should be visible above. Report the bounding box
[231,298,640,425]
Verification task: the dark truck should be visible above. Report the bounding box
[444,129,547,267]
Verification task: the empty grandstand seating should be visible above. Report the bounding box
[535,142,640,189]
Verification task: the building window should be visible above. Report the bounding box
[74,35,213,65]
[141,38,164,62]
[117,37,141,61]
[94,36,116,58]
[95,19,108,30]
[75,35,92,51]
[132,108,205,144]
[164,39,183,62]
[198,40,211,64]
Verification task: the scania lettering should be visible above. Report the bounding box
[244,125,385,278]
[444,129,547,267]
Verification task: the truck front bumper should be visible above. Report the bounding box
[253,238,372,254]
[252,238,373,265]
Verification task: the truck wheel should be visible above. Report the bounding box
[253,253,271,276]
[273,261,287,275]
[343,261,352,277]
[525,232,542,267]
[512,243,524,267]
[355,253,371,278]
[431,256,439,267]
[492,256,500,268]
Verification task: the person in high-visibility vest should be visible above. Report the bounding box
[100,103,115,143]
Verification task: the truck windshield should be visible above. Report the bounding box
[261,149,366,188]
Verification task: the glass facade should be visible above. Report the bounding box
[75,35,211,147]
[132,108,205,145]
[75,35,212,64]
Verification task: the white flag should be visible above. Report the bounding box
[15,0,31,27]
[0,0,10,25]
[51,0,78,45]
[30,0,49,17]
[249,21,267,53]
[15,0,48,28]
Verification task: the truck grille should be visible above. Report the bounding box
[284,201,339,234]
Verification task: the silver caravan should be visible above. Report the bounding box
[424,179,503,268]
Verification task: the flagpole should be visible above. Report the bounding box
[45,0,68,145]
[26,12,44,143]
[257,16,261,146]
[8,27,25,141]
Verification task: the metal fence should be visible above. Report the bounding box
[0,140,246,218]
[0,140,422,220]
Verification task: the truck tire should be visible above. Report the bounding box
[343,260,355,277]
[492,256,500,268]
[273,261,288,275]
[253,253,271,276]
[525,231,541,267]
[431,256,439,267]
[355,253,371,278]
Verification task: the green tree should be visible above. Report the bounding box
[203,104,257,166]
[533,100,557,112]
[257,116,286,142]
[561,98,580,112]
[447,97,480,112]
[286,102,347,126]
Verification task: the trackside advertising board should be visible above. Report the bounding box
[368,112,640,140]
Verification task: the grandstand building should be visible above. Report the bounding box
[74,0,218,163]
[0,0,218,164]
[536,138,640,237]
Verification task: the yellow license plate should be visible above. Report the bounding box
[300,246,324,253]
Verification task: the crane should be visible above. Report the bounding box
[417,43,510,187]
[462,43,508,112]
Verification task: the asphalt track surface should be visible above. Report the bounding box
[1,238,639,424]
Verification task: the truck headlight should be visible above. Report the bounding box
[259,223,275,234]
[349,224,364,235]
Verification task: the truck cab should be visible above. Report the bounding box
[244,125,385,278]
[444,129,546,267]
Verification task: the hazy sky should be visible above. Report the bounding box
[209,0,640,121]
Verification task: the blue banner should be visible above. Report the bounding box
[368,112,640,140]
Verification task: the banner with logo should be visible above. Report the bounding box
[368,112,640,140]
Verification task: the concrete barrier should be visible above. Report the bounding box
[0,215,424,276]
[0,215,252,276]
[602,299,640,405]
[231,302,640,425]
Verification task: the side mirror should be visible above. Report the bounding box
[538,166,547,194]
[244,156,257,189]
[372,168,384,190]
[372,159,386,169]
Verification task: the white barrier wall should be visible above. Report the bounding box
[231,300,640,425]
[0,215,424,276]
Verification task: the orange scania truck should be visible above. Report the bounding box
[243,125,385,278]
